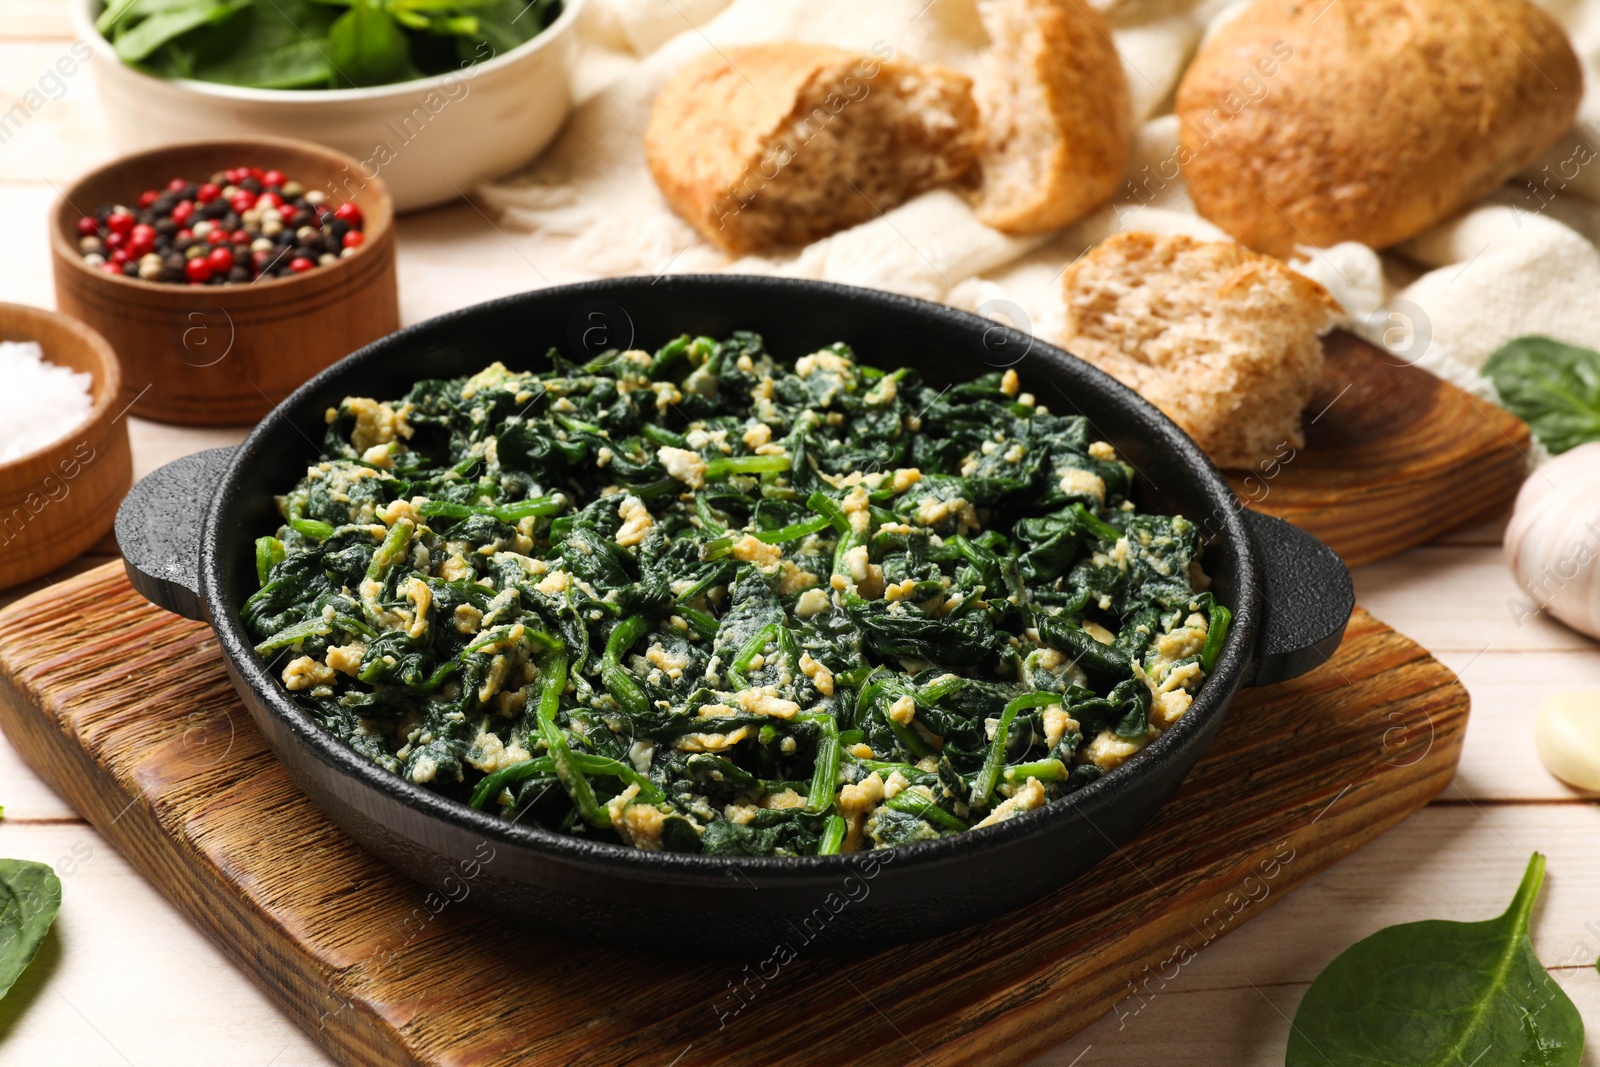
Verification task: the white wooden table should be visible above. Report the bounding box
[2,7,1598,1063]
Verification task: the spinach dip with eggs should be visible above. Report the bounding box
[245,333,1228,856]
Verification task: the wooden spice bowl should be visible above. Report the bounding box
[50,137,400,426]
[0,303,133,591]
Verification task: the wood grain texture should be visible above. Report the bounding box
[0,562,1466,1067]
[50,138,400,426]
[1228,330,1532,567]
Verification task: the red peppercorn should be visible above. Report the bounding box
[206,228,230,246]
[334,202,363,226]
[197,182,221,204]
[185,258,212,283]
[279,206,298,227]
[288,256,314,273]
[206,247,234,273]
[171,200,195,225]
[248,167,264,179]
[231,193,256,215]
[138,189,159,208]
[230,229,250,245]
[256,192,282,211]
[342,230,365,250]
[167,178,187,192]
[262,169,286,189]
[252,250,275,273]
[105,211,134,234]
[109,249,129,266]
[76,216,99,236]
[176,228,193,243]
[127,237,154,258]
[99,262,122,275]
[103,231,126,250]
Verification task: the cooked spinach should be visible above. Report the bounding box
[1287,853,1583,1067]
[247,334,1221,855]
[0,859,61,1001]
[1483,335,1600,455]
[96,0,562,89]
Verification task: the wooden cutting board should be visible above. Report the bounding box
[0,564,1466,1067]
[1227,331,1530,566]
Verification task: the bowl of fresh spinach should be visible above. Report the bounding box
[114,275,1355,954]
[71,0,582,211]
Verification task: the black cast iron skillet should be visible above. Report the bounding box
[117,276,1353,956]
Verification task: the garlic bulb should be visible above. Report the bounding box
[1504,441,1600,640]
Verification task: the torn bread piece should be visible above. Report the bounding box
[1060,232,1340,469]
[645,43,979,255]
[971,0,1132,234]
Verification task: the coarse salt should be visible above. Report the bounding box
[0,341,95,464]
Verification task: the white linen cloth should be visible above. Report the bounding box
[482,0,1600,394]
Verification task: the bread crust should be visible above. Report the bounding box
[1176,0,1583,257]
[974,0,1132,234]
[645,44,978,255]
[1060,232,1339,468]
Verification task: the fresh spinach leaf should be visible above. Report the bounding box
[328,0,417,87]
[180,0,338,88]
[1483,335,1600,454]
[99,0,560,88]
[1287,853,1582,1067]
[0,859,62,1001]
[111,0,248,62]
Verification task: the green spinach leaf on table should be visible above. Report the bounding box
[1484,335,1600,454]
[0,859,62,1002]
[1287,853,1583,1067]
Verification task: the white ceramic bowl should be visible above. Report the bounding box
[72,0,583,212]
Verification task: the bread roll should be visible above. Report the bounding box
[645,44,979,255]
[1176,0,1582,257]
[1061,232,1339,469]
[972,0,1132,234]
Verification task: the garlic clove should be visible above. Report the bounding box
[1534,690,1600,792]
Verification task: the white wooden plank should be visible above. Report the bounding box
[1355,544,1597,652]
[6,0,75,39]
[1,14,1594,1063]
[0,41,115,184]
[0,182,62,308]
[0,822,337,1066]
[0,737,81,821]
[1032,803,1600,1065]
[1441,647,1600,801]
[393,202,592,325]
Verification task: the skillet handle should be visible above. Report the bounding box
[114,447,235,623]
[1241,510,1354,687]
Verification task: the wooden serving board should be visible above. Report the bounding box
[0,564,1466,1067]
[1227,330,1531,567]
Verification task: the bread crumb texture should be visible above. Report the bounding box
[972,0,1132,234]
[646,43,979,254]
[1176,0,1582,256]
[1060,232,1339,469]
